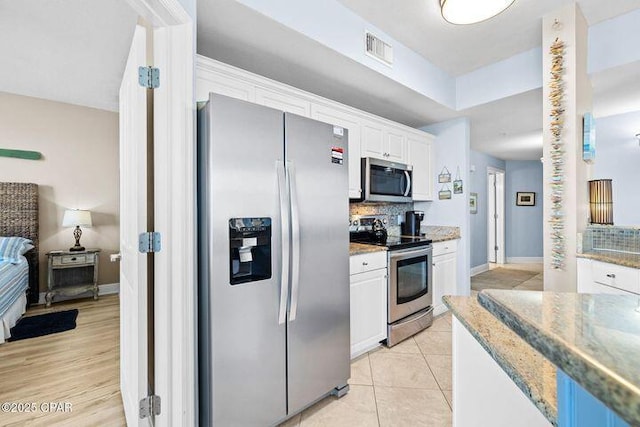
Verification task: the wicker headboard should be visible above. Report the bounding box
[0,183,38,305]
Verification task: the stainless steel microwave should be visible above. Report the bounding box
[360,157,412,203]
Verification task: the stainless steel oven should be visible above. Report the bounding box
[387,245,433,346]
[361,157,412,203]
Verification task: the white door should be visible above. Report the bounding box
[119,25,150,427]
[495,172,506,264]
[488,173,497,263]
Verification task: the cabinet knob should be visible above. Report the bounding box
[362,261,368,266]
[71,257,77,261]
[606,273,616,278]
[444,247,449,250]
[432,263,436,266]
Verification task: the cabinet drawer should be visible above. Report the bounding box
[592,260,640,294]
[350,251,387,275]
[52,254,94,266]
[432,240,458,257]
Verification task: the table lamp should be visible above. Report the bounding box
[62,209,93,252]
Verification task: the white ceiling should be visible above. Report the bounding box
[337,0,640,76]
[0,0,137,112]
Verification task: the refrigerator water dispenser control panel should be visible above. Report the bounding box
[229,217,272,285]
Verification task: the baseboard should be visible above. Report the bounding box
[506,257,543,264]
[471,264,490,276]
[36,283,120,305]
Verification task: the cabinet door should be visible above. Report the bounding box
[255,86,311,117]
[196,70,255,103]
[433,252,457,316]
[407,134,434,201]
[361,122,385,160]
[384,127,406,162]
[350,268,387,358]
[312,105,362,199]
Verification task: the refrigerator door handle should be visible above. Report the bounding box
[276,160,290,325]
[287,161,301,322]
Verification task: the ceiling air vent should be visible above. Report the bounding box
[365,31,393,66]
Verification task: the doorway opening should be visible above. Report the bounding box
[487,167,505,266]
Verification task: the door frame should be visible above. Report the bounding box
[123,1,196,426]
[487,167,506,265]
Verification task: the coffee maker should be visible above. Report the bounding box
[402,211,424,236]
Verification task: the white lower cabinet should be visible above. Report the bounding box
[350,252,387,358]
[453,318,552,427]
[577,258,640,295]
[432,240,458,317]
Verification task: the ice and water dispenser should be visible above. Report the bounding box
[229,217,272,285]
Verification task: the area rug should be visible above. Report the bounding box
[8,309,78,342]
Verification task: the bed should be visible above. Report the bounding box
[0,183,38,343]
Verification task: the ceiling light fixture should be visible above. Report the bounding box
[440,0,516,25]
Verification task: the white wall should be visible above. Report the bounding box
[417,118,471,295]
[592,110,640,226]
[0,92,120,291]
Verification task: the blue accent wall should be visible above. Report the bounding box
[505,160,543,259]
[469,150,505,268]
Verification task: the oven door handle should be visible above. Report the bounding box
[403,171,411,197]
[389,247,432,261]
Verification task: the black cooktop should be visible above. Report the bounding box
[350,232,432,251]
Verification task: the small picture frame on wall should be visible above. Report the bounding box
[516,192,536,206]
[439,190,452,200]
[470,192,478,214]
[453,180,463,194]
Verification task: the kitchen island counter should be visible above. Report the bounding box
[478,290,640,426]
[444,294,557,425]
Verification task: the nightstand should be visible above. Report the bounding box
[46,249,100,307]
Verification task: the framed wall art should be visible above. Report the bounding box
[516,192,536,206]
[470,192,478,214]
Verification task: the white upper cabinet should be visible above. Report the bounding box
[361,122,385,159]
[407,133,434,201]
[195,69,255,103]
[362,122,407,163]
[312,104,362,199]
[196,56,434,201]
[255,87,311,117]
[384,127,406,162]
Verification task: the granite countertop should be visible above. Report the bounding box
[422,226,460,243]
[478,290,640,426]
[577,250,640,269]
[349,242,387,256]
[443,295,558,425]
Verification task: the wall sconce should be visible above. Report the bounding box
[588,180,613,225]
[636,133,640,147]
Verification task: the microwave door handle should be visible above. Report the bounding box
[276,161,290,325]
[404,170,411,197]
[288,161,301,322]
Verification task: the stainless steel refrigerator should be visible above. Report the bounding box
[198,94,350,426]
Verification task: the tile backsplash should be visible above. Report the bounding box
[583,225,640,254]
[349,202,415,236]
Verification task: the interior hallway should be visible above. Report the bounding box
[471,263,544,292]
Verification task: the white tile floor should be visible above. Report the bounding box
[279,313,453,427]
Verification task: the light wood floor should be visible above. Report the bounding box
[0,295,125,426]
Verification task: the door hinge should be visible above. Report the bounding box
[139,232,162,253]
[138,66,160,89]
[139,395,161,419]
[495,246,499,251]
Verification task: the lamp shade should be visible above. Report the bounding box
[440,0,515,25]
[62,209,93,228]
[589,180,613,225]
